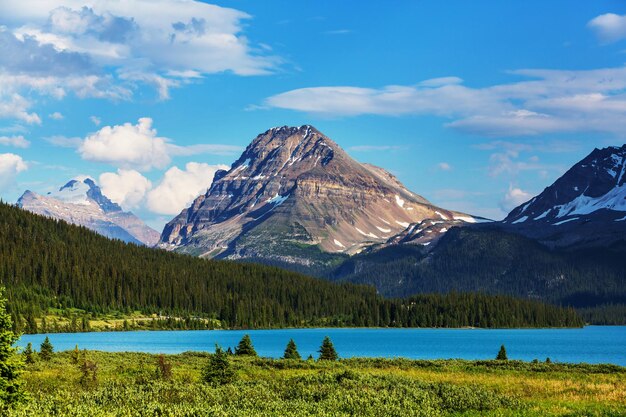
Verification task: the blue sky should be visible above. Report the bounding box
[2,0,626,230]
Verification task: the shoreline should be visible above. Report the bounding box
[18,323,594,336]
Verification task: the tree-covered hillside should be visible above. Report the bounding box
[0,202,582,330]
[333,227,626,324]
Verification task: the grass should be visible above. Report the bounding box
[6,351,625,416]
[28,310,223,333]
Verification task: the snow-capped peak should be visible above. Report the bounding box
[51,178,121,212]
[52,179,93,206]
[501,143,626,248]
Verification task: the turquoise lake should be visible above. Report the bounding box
[18,326,626,365]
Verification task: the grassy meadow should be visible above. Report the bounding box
[7,350,625,416]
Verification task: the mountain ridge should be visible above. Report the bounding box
[502,144,626,248]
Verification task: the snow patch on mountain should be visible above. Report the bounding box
[555,184,626,217]
[267,193,289,206]
[553,217,579,226]
[512,216,529,224]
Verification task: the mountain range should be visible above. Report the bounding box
[17,178,159,246]
[14,126,626,323]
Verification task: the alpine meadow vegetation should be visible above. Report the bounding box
[5,348,625,416]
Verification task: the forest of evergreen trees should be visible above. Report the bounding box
[0,202,582,332]
[333,228,626,324]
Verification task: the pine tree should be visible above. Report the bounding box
[318,336,338,361]
[78,356,98,388]
[155,354,172,380]
[235,334,257,356]
[0,287,24,406]
[25,314,36,334]
[282,339,301,360]
[496,344,508,360]
[23,343,35,365]
[202,345,235,386]
[40,336,54,361]
[70,345,80,364]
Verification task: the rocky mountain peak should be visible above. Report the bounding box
[502,144,626,247]
[227,125,342,182]
[160,125,478,263]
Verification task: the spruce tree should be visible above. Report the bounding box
[235,334,257,356]
[155,354,172,380]
[40,336,54,361]
[202,345,235,386]
[496,344,508,360]
[0,287,24,406]
[70,345,80,364]
[282,339,301,360]
[318,336,338,361]
[23,343,35,365]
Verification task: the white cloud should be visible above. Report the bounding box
[90,116,101,126]
[265,83,501,117]
[437,162,452,171]
[49,112,64,120]
[262,66,626,137]
[588,13,626,43]
[99,169,152,210]
[118,71,180,101]
[0,0,278,119]
[79,117,171,171]
[500,185,533,212]
[0,1,279,126]
[0,153,28,190]
[45,135,83,148]
[146,162,228,215]
[0,71,132,127]
[0,93,41,124]
[476,141,566,179]
[78,117,241,171]
[0,125,28,134]
[0,135,30,148]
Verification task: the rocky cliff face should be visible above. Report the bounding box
[160,125,479,263]
[18,178,160,246]
[502,144,626,248]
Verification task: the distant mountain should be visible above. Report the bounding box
[332,226,626,324]
[18,178,159,246]
[503,145,626,248]
[160,125,482,266]
[328,145,626,324]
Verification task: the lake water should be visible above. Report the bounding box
[18,326,626,366]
